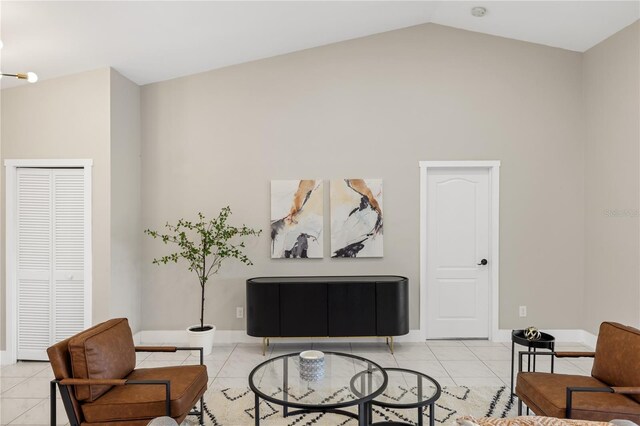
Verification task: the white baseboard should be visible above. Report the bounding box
[136,329,261,345]
[491,329,513,342]
[135,328,596,347]
[134,329,427,346]
[581,330,598,349]
[393,329,425,342]
[0,350,9,366]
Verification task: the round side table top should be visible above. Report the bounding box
[512,329,555,348]
[352,367,441,409]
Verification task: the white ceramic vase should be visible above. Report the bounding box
[299,350,325,381]
[186,324,216,356]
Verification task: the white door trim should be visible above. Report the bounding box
[4,159,93,364]
[419,160,500,340]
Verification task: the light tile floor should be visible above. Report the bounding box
[0,340,594,425]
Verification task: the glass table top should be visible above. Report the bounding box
[249,352,387,408]
[352,368,441,408]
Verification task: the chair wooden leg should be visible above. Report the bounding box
[518,398,523,415]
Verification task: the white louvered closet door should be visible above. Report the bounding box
[17,168,86,360]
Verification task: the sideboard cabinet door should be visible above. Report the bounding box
[246,282,280,337]
[328,283,376,336]
[280,283,328,337]
[376,279,410,336]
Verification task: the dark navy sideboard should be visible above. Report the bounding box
[246,275,409,354]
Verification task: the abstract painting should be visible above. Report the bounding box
[330,179,383,258]
[270,180,323,258]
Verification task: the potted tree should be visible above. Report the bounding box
[145,207,261,355]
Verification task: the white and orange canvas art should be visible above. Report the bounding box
[270,180,323,259]
[330,179,383,258]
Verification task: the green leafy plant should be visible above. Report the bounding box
[145,207,261,331]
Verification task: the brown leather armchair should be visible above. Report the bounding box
[515,322,640,423]
[47,318,208,426]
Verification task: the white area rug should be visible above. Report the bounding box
[198,385,517,425]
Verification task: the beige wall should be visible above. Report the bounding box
[110,69,142,333]
[141,23,585,332]
[4,21,636,345]
[1,69,112,349]
[583,21,640,334]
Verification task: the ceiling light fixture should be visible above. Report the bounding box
[0,71,39,84]
[471,6,487,17]
[0,40,38,83]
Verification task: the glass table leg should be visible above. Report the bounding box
[511,341,515,398]
[254,393,260,426]
[283,357,288,417]
[430,402,435,426]
[358,402,367,426]
[417,375,424,426]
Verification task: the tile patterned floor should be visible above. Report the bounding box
[0,340,594,425]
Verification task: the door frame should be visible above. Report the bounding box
[4,159,93,364]
[419,161,500,340]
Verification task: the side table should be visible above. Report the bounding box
[351,367,441,426]
[510,329,555,398]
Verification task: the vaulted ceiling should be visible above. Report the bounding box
[1,1,638,88]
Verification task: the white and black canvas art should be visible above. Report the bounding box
[270,180,323,259]
[330,179,383,258]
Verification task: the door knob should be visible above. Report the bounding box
[477,259,488,266]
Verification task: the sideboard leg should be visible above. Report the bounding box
[262,337,266,356]
[388,336,394,354]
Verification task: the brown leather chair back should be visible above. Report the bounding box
[47,337,84,425]
[592,321,640,403]
[68,318,136,402]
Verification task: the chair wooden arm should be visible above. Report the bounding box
[59,378,127,386]
[135,346,178,352]
[52,378,172,419]
[612,387,640,394]
[554,351,595,358]
[135,346,204,364]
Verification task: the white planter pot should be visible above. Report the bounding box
[186,324,216,356]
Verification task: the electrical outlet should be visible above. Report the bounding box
[236,307,244,319]
[519,306,527,318]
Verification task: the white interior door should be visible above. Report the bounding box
[426,168,490,339]
[16,168,86,360]
[16,169,52,360]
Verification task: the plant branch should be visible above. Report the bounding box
[144,206,262,329]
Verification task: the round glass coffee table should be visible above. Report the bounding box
[352,367,441,426]
[249,352,387,426]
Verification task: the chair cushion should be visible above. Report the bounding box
[516,372,640,423]
[68,318,136,402]
[80,365,208,423]
[592,322,640,403]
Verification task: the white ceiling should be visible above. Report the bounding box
[1,1,638,88]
